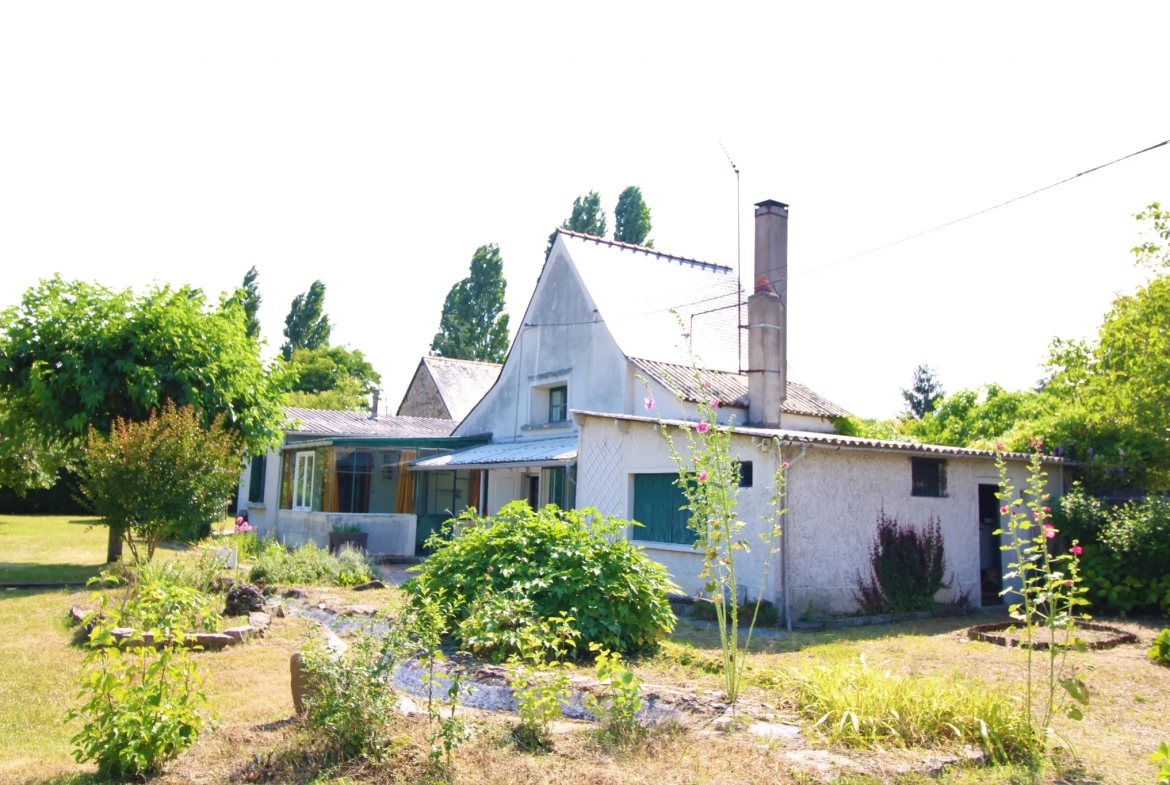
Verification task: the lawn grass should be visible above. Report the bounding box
[1,516,1167,784]
[0,516,109,584]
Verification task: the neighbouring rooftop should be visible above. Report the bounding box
[284,407,459,439]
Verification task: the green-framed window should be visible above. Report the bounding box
[549,385,568,423]
[632,473,696,546]
[247,455,267,503]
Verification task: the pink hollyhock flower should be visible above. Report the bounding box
[683,332,691,339]
[709,398,720,408]
[701,381,709,389]
[1000,506,1009,515]
[996,443,1005,451]
[696,422,710,434]
[644,396,654,411]
[1065,580,1073,587]
[782,461,789,469]
[1043,506,1051,513]
[1043,524,1056,539]
[236,516,244,525]
[697,470,709,482]
[1070,545,1083,556]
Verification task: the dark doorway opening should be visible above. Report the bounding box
[527,475,540,510]
[978,484,1003,605]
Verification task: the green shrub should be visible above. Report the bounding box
[66,593,211,778]
[301,632,399,760]
[854,510,947,614]
[404,502,679,658]
[691,598,779,628]
[1150,629,1170,666]
[1099,497,1170,582]
[782,655,1040,763]
[583,644,645,744]
[249,540,374,587]
[1052,482,1106,544]
[508,614,579,750]
[121,577,221,634]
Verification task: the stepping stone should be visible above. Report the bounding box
[192,633,233,650]
[748,721,800,740]
[341,604,377,616]
[223,625,256,643]
[352,580,386,591]
[248,612,271,630]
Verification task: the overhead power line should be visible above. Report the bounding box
[661,136,1170,315]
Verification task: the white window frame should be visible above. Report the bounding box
[293,451,315,512]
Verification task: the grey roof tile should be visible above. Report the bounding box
[284,407,457,438]
[629,357,851,419]
[422,357,502,421]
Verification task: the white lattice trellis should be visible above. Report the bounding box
[578,437,624,516]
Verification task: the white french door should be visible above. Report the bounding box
[293,451,315,512]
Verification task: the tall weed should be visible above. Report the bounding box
[782,654,1039,763]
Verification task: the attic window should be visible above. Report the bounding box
[549,385,568,423]
[911,458,947,497]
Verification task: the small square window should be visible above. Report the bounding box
[549,385,568,423]
[738,461,753,488]
[911,458,947,497]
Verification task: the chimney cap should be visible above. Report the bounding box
[754,199,789,210]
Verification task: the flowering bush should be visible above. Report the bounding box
[854,510,948,614]
[643,340,788,706]
[994,444,1091,741]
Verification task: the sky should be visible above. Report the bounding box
[1,3,1168,419]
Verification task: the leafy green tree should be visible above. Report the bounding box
[281,280,331,361]
[547,191,608,254]
[902,364,944,419]
[238,266,262,340]
[284,346,381,411]
[0,275,287,560]
[80,403,243,562]
[0,399,70,493]
[613,186,653,247]
[430,244,510,363]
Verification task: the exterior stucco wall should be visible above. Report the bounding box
[275,511,417,556]
[577,414,1064,618]
[576,415,785,605]
[237,447,282,535]
[783,448,1059,615]
[397,363,451,419]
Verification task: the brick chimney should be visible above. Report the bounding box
[747,199,788,427]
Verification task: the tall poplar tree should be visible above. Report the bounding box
[430,244,510,363]
[546,191,608,255]
[613,186,653,247]
[281,280,331,361]
[239,266,262,340]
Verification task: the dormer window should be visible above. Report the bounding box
[549,385,568,423]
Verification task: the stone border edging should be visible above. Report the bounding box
[69,606,270,650]
[966,621,1137,650]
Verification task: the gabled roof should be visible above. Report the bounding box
[422,357,501,421]
[571,410,1065,463]
[629,357,851,419]
[558,230,742,372]
[284,407,458,439]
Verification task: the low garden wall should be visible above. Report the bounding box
[273,511,417,557]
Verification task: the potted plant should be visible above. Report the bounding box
[328,521,368,555]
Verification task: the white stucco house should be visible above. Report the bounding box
[413,200,1065,622]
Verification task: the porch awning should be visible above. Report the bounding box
[410,435,578,471]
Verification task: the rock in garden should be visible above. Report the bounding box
[283,588,308,599]
[290,652,306,713]
[248,612,271,630]
[352,579,386,591]
[224,583,265,616]
[341,604,377,616]
[192,633,233,651]
[223,625,256,643]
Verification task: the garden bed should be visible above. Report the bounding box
[966,621,1138,650]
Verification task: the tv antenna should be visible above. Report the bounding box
[719,141,742,371]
